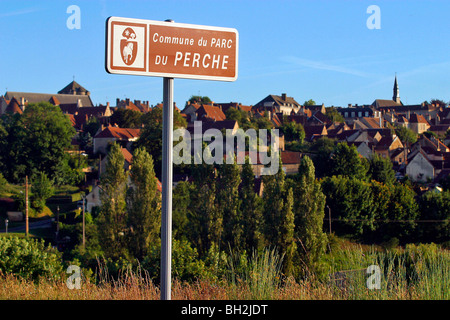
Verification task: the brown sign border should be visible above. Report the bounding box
[105,16,238,82]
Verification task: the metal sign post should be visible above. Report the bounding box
[161,76,174,300]
[105,16,238,301]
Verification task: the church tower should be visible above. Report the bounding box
[393,74,400,104]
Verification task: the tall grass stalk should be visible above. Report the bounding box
[227,247,284,300]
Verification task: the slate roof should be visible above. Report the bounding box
[58,80,90,95]
[5,91,93,107]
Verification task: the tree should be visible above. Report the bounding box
[225,108,252,130]
[126,147,160,260]
[395,126,417,146]
[282,121,305,143]
[110,108,142,128]
[367,153,396,185]
[188,95,212,105]
[21,102,75,181]
[309,136,335,178]
[172,181,192,240]
[303,99,316,106]
[188,146,221,256]
[262,156,295,274]
[137,106,187,178]
[0,102,75,183]
[330,142,368,180]
[292,156,327,276]
[321,175,375,236]
[239,158,264,252]
[217,158,242,251]
[325,107,345,123]
[382,183,419,242]
[97,143,129,260]
[418,191,450,243]
[30,172,54,214]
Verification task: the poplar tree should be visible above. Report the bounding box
[239,158,264,252]
[97,143,129,260]
[262,156,295,274]
[127,147,160,261]
[293,156,327,277]
[217,157,242,251]
[189,145,221,256]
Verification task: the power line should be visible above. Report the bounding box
[324,218,448,223]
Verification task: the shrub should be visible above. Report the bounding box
[0,236,63,281]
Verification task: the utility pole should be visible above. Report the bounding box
[82,195,86,249]
[25,175,29,237]
[327,205,332,234]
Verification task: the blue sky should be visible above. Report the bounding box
[1,0,449,108]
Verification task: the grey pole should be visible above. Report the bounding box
[161,76,174,300]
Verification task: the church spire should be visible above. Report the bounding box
[393,74,400,104]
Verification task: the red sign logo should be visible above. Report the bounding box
[120,27,138,65]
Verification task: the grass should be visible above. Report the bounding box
[0,242,448,300]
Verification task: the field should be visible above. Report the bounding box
[0,240,448,300]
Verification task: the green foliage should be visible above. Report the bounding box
[292,156,327,276]
[172,181,192,240]
[396,126,418,145]
[227,248,284,299]
[0,102,75,184]
[239,159,264,252]
[126,147,160,260]
[217,159,242,251]
[418,191,450,243]
[188,95,212,104]
[0,236,63,281]
[137,107,187,177]
[110,108,143,128]
[282,121,305,143]
[30,172,54,213]
[309,136,335,178]
[325,107,345,123]
[262,157,296,274]
[143,239,209,282]
[303,99,316,106]
[367,153,396,185]
[97,143,129,260]
[0,172,7,195]
[330,142,368,180]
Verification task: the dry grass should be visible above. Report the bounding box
[0,272,439,300]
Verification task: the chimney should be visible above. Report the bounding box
[282,93,287,101]
[116,98,120,107]
[125,98,130,105]
[348,104,352,108]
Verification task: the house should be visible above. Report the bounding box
[115,98,150,113]
[4,81,94,112]
[374,135,404,159]
[253,93,302,115]
[337,105,380,119]
[195,104,226,122]
[409,113,430,134]
[93,125,141,154]
[406,151,435,182]
[347,141,372,159]
[181,102,201,122]
[1,97,23,115]
[235,150,301,177]
[304,124,327,142]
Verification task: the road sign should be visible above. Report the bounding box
[105,16,238,81]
